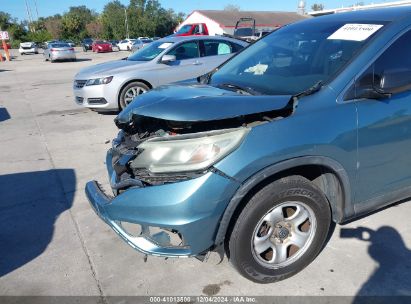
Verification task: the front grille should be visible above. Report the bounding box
[74,80,87,89]
[88,98,107,105]
[133,169,196,185]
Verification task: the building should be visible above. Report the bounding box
[309,0,411,17]
[177,10,308,36]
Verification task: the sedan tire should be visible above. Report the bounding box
[228,175,331,284]
[119,81,150,110]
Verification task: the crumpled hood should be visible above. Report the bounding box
[75,59,148,78]
[116,84,293,125]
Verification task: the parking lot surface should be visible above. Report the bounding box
[0,48,410,299]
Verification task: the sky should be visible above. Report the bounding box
[4,0,393,21]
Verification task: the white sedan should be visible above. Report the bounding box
[117,39,136,51]
[19,42,39,55]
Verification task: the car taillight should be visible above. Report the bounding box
[51,48,57,52]
[69,48,74,51]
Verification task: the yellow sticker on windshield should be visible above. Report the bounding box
[328,24,383,41]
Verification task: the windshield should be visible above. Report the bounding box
[210,20,387,95]
[177,25,192,34]
[127,41,173,61]
[50,43,70,48]
[234,28,254,37]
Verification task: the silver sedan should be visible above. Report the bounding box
[44,42,76,62]
[73,36,248,111]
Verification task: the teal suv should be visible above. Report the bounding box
[86,7,411,283]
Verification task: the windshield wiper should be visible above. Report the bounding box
[293,80,323,99]
[218,83,262,95]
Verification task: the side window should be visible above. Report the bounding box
[167,42,199,60]
[203,40,233,57]
[374,30,411,77]
[193,25,200,34]
[351,30,411,100]
[230,42,245,53]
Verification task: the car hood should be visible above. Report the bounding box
[75,59,149,78]
[115,84,293,126]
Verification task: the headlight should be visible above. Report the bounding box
[86,76,113,86]
[131,128,249,173]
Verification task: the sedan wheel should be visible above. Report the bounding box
[119,82,150,110]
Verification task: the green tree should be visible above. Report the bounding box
[61,6,97,40]
[101,1,127,39]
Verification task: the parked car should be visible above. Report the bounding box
[130,38,153,52]
[86,7,411,283]
[174,23,209,36]
[73,36,248,110]
[92,40,113,53]
[109,40,120,51]
[82,38,93,52]
[44,42,76,62]
[117,39,136,51]
[19,42,38,54]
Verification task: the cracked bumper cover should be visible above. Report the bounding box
[85,151,240,257]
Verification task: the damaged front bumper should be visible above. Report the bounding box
[85,149,241,258]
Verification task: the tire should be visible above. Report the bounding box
[119,81,150,110]
[83,47,87,52]
[49,55,54,63]
[228,175,332,284]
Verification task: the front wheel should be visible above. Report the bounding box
[228,176,332,283]
[119,81,149,110]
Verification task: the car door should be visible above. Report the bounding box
[157,40,203,84]
[353,29,411,211]
[199,40,244,74]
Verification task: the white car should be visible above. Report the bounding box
[19,42,39,55]
[130,39,153,53]
[117,39,136,51]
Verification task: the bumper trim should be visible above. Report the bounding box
[85,180,193,258]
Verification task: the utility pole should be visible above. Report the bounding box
[25,0,34,32]
[124,8,130,39]
[34,0,39,20]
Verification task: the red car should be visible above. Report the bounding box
[174,23,209,36]
[92,40,112,53]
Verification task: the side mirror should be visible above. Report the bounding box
[161,54,176,64]
[378,68,411,95]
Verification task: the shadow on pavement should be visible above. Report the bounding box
[0,169,76,277]
[341,226,411,302]
[0,107,11,122]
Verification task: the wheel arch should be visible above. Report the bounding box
[117,79,153,108]
[214,156,353,247]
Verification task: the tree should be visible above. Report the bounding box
[101,1,127,39]
[44,16,63,39]
[224,4,240,12]
[86,20,103,38]
[311,3,324,11]
[61,6,97,40]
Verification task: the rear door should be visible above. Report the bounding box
[198,39,245,74]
